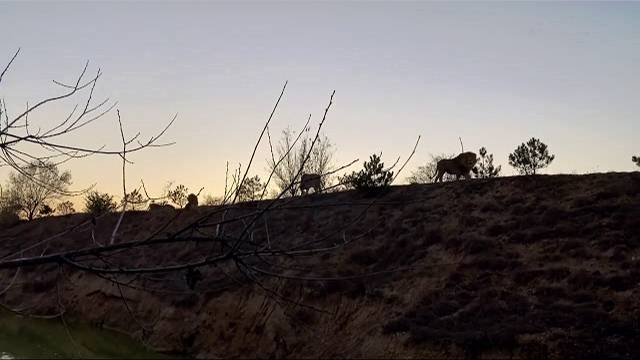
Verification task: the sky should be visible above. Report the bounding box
[1,1,639,201]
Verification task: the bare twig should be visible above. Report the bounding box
[392,135,421,182]
[110,110,128,245]
[231,81,287,205]
[0,48,20,85]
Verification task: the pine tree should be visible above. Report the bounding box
[341,153,394,194]
[475,147,501,178]
[508,138,555,175]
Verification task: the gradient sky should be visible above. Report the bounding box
[1,1,639,200]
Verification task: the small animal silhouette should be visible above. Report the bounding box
[148,203,176,211]
[184,193,198,210]
[300,173,322,194]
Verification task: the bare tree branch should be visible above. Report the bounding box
[0,48,20,85]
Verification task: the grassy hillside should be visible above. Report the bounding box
[1,172,639,359]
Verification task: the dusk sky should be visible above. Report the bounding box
[1,1,639,200]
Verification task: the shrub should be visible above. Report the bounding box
[0,186,20,227]
[165,183,189,207]
[508,137,555,175]
[56,201,76,215]
[120,189,147,210]
[0,199,20,228]
[633,155,639,167]
[84,191,117,215]
[475,147,501,178]
[236,175,263,202]
[202,194,222,206]
[39,204,55,217]
[341,153,393,194]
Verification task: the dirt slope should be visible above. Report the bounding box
[1,172,639,359]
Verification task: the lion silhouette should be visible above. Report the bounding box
[433,152,478,183]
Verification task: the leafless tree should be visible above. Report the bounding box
[3,161,72,220]
[267,127,335,197]
[0,48,175,180]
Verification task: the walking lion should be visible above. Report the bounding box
[433,152,478,183]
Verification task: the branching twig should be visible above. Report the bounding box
[392,135,421,182]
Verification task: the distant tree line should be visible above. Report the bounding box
[2,129,637,226]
